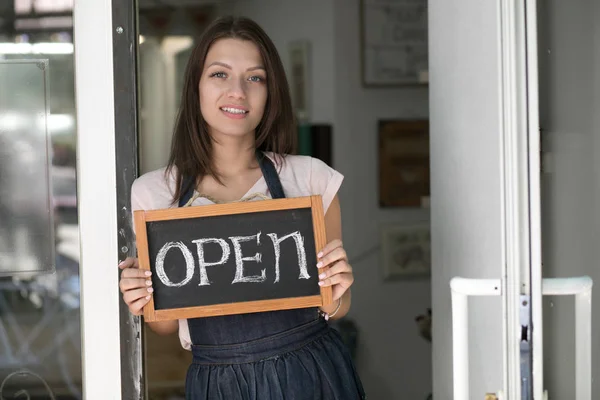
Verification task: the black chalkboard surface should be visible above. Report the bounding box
[134,196,332,322]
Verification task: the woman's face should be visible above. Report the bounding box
[199,38,268,139]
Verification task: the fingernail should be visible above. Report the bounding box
[144,271,152,276]
[317,262,323,268]
[147,287,154,293]
[317,252,323,258]
[319,273,326,279]
[145,280,152,286]
[118,261,125,267]
[318,281,324,286]
[145,295,151,300]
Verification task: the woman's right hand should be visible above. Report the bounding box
[119,257,153,316]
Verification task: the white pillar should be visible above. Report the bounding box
[73,0,122,398]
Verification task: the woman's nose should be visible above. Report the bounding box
[227,79,246,99]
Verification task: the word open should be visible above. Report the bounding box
[155,231,310,287]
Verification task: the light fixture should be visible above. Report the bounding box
[0,42,73,54]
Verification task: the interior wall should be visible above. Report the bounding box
[139,38,171,174]
[331,1,431,399]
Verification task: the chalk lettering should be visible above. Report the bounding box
[267,231,309,282]
[230,232,266,284]
[155,241,195,287]
[192,238,231,286]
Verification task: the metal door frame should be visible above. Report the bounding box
[74,0,142,398]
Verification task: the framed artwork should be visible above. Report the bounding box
[378,119,430,207]
[360,0,428,87]
[380,223,431,280]
[288,40,311,121]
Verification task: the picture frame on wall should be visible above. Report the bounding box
[378,119,430,208]
[360,0,428,87]
[380,223,431,280]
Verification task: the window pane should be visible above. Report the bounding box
[0,32,81,399]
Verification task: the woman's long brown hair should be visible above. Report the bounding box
[165,16,297,204]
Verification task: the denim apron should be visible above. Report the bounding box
[179,152,366,400]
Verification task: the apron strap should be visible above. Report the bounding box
[178,152,285,207]
[178,175,196,208]
[256,152,286,199]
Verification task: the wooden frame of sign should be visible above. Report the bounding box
[133,195,332,322]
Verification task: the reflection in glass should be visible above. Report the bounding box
[0,30,81,398]
[0,60,54,275]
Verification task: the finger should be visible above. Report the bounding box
[121,267,152,279]
[118,257,135,269]
[123,287,154,305]
[118,257,140,270]
[119,277,152,293]
[317,247,347,269]
[317,239,343,259]
[318,261,352,281]
[318,272,354,288]
[129,294,152,316]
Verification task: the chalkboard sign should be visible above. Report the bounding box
[133,196,332,322]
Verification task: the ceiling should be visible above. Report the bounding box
[0,0,229,38]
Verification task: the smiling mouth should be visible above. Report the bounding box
[220,107,248,115]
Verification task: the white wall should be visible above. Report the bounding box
[139,39,172,174]
[139,37,194,174]
[332,1,432,399]
[222,1,433,398]
[538,1,600,398]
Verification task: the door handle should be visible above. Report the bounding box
[450,277,592,400]
[542,277,593,400]
[450,278,502,400]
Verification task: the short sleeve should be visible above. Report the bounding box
[130,168,174,213]
[309,157,344,214]
[131,178,151,212]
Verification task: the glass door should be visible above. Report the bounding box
[429,0,538,398]
[0,1,83,398]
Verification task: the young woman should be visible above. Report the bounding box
[119,16,365,399]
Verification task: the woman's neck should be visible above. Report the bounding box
[211,134,259,179]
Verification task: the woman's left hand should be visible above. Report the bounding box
[317,239,354,301]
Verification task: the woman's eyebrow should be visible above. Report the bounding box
[206,61,265,72]
[207,61,231,69]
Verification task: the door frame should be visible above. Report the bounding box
[429,0,538,398]
[111,0,144,398]
[499,0,538,398]
[523,0,544,398]
[73,0,546,398]
[74,0,142,398]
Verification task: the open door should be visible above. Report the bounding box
[430,1,597,399]
[430,1,536,398]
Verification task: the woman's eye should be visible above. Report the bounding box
[248,76,264,83]
[210,71,227,78]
